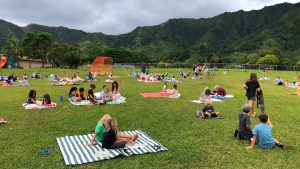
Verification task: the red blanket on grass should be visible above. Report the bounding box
[140,92,170,98]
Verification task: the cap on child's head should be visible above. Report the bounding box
[242,104,251,113]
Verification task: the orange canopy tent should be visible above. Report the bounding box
[0,55,7,68]
[90,56,113,75]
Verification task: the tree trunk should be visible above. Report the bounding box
[29,59,32,69]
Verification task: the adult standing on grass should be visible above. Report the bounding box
[141,63,146,75]
[244,73,260,117]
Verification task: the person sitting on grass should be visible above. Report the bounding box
[200,99,220,118]
[68,87,80,102]
[77,87,86,101]
[274,76,283,85]
[42,94,51,104]
[87,72,94,81]
[200,88,213,102]
[283,80,289,86]
[169,84,179,97]
[234,104,252,141]
[290,81,298,88]
[112,81,120,95]
[213,85,227,96]
[88,84,97,103]
[247,114,285,150]
[22,74,29,86]
[86,115,138,147]
[163,81,168,92]
[101,118,138,149]
[27,90,42,105]
[5,76,13,86]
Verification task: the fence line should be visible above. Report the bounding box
[113,63,300,71]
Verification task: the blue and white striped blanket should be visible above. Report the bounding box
[56,130,167,165]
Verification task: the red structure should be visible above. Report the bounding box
[90,56,113,75]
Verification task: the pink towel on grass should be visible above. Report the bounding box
[140,92,170,98]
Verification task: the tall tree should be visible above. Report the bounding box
[22,31,52,67]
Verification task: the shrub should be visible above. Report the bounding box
[256,54,279,65]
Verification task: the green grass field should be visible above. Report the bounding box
[0,68,299,169]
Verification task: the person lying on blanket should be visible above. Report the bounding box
[27,90,42,106]
[69,87,81,102]
[168,84,179,97]
[200,99,220,118]
[0,81,13,86]
[86,114,138,147]
[88,84,97,104]
[212,85,226,96]
[42,94,52,104]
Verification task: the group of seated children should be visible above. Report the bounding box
[179,71,191,78]
[139,71,179,83]
[275,76,299,88]
[234,104,285,150]
[69,81,121,104]
[200,85,227,101]
[0,76,13,86]
[162,82,179,97]
[86,114,138,149]
[32,72,40,79]
[26,90,52,105]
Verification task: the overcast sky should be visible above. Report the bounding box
[0,0,299,35]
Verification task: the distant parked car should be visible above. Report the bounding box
[235,65,242,69]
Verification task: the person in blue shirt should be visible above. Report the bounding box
[247,114,285,150]
[141,63,146,75]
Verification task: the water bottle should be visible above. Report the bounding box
[60,96,64,102]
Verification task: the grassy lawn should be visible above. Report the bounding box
[0,68,299,169]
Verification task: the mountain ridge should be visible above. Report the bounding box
[0,2,300,63]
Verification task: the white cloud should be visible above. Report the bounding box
[0,0,298,34]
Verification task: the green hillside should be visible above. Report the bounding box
[0,2,299,64]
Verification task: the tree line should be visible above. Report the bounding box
[1,31,151,68]
[1,31,298,69]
